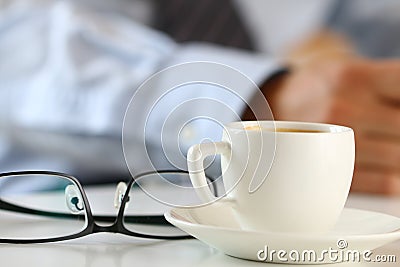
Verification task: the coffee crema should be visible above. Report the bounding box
[243,125,326,133]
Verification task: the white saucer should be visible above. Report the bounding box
[165,203,400,264]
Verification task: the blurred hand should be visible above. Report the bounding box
[268,59,400,195]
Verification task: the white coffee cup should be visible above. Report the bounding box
[187,121,355,233]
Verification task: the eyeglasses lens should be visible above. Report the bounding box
[0,174,88,240]
[122,171,216,237]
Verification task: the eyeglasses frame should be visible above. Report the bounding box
[0,170,213,244]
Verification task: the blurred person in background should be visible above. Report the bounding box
[0,0,398,194]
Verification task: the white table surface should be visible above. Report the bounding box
[0,185,399,267]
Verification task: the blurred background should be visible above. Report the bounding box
[0,0,399,192]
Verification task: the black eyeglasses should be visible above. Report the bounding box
[0,170,217,244]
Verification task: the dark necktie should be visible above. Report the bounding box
[153,0,255,51]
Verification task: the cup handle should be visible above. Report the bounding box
[187,142,231,203]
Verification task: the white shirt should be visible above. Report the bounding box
[0,0,331,178]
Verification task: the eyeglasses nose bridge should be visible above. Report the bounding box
[114,181,128,209]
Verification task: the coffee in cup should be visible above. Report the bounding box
[187,121,355,233]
